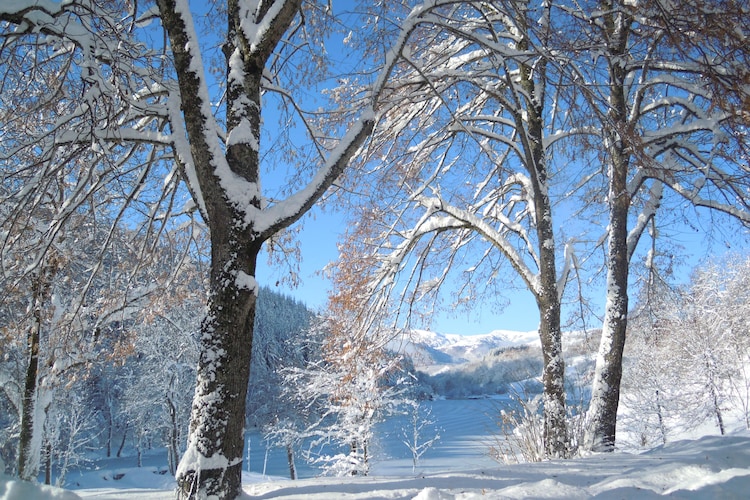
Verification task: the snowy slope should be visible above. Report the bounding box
[399,329,540,366]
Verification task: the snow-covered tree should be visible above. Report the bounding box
[275,234,408,477]
[675,258,750,435]
[0,213,179,481]
[401,398,441,474]
[123,292,203,475]
[621,254,750,447]
[718,256,750,428]
[556,0,750,452]
[0,1,435,495]
[289,323,404,477]
[620,280,686,448]
[43,390,100,487]
[332,0,584,458]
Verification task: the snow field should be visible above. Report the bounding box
[4,398,750,499]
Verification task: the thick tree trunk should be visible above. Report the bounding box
[533,156,567,458]
[585,124,631,453]
[18,314,41,481]
[515,9,567,457]
[175,228,260,499]
[537,293,567,457]
[584,271,628,451]
[533,168,567,457]
[708,375,726,435]
[160,0,368,495]
[158,2,268,494]
[584,4,633,452]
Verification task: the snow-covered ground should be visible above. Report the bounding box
[3,398,749,499]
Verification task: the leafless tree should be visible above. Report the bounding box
[1,1,429,496]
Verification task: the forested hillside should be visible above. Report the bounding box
[0,285,312,481]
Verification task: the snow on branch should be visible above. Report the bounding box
[420,197,541,296]
[627,181,663,260]
[253,110,375,238]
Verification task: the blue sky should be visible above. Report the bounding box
[257,200,749,336]
[256,204,542,335]
[252,5,750,337]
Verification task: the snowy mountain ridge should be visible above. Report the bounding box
[397,328,540,367]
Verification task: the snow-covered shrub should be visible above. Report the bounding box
[489,393,545,464]
[400,399,441,473]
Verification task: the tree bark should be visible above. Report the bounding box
[157,0,373,495]
[584,210,629,451]
[116,424,128,458]
[18,305,41,481]
[583,116,631,452]
[286,444,296,480]
[583,2,634,453]
[18,262,55,481]
[517,12,568,457]
[174,226,261,498]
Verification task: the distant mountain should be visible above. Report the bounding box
[396,329,540,368]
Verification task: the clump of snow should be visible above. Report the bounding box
[234,270,258,293]
[0,474,81,500]
[412,487,444,500]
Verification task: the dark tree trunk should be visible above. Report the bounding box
[116,424,128,458]
[583,122,631,451]
[44,441,51,485]
[168,395,181,476]
[106,408,113,458]
[516,15,568,457]
[585,198,629,451]
[286,444,296,480]
[18,312,41,481]
[18,263,54,481]
[584,3,634,453]
[175,231,261,498]
[158,0,371,496]
[656,389,667,445]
